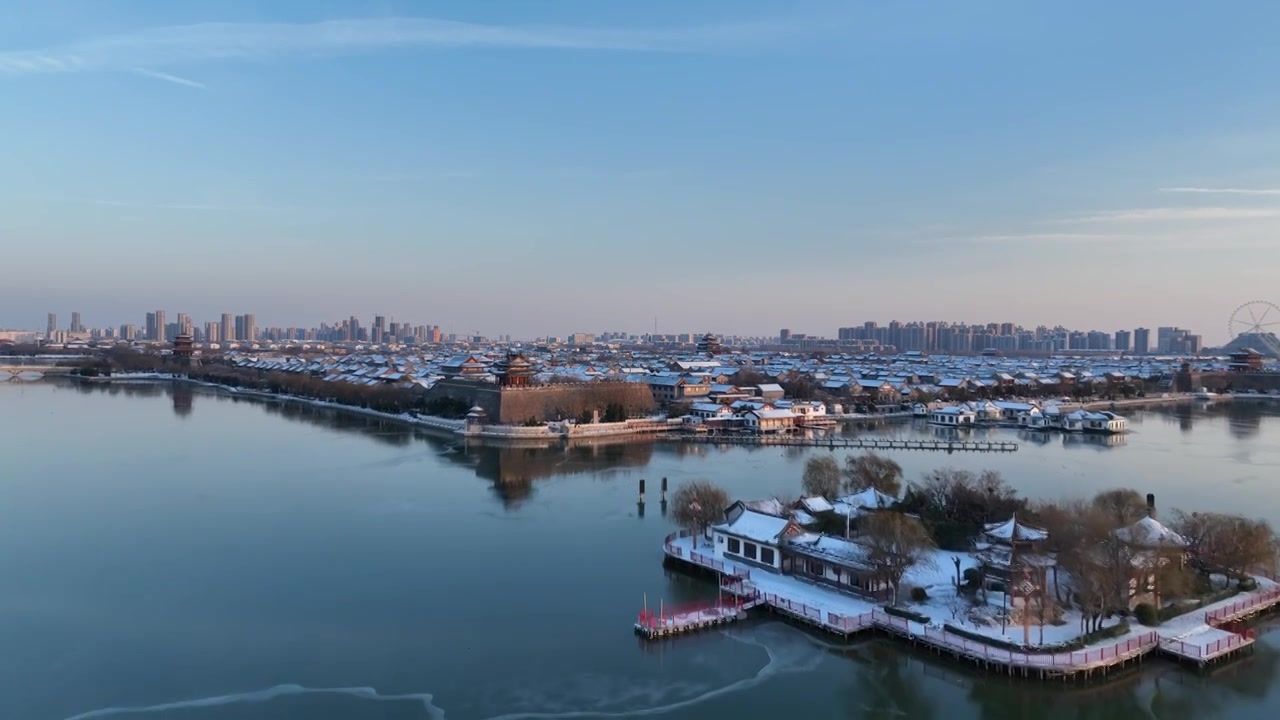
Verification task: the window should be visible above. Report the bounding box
[743,542,758,560]
[809,560,824,576]
[760,547,775,565]
[727,537,741,554]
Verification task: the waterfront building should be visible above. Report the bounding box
[928,405,976,426]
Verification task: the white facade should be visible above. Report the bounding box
[928,405,976,426]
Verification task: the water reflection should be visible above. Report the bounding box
[1061,433,1127,450]
[171,383,194,418]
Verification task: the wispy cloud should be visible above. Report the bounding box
[964,232,1138,244]
[1063,207,1280,223]
[132,67,206,89]
[86,198,225,210]
[0,16,797,77]
[1160,187,1280,196]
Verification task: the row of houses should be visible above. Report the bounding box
[921,401,1129,433]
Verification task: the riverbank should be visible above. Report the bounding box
[75,373,678,443]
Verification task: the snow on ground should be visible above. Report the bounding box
[663,533,1277,659]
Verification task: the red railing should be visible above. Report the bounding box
[664,531,753,580]
[895,616,1158,669]
[751,589,873,631]
[1163,630,1255,659]
[637,595,747,633]
[1204,588,1280,626]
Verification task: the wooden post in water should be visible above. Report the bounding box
[638,478,646,518]
[660,477,668,515]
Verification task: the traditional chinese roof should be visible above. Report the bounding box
[835,487,897,514]
[715,509,795,545]
[983,515,1049,542]
[1114,516,1188,549]
[799,496,835,514]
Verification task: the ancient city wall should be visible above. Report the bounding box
[427,379,655,424]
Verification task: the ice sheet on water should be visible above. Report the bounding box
[57,624,825,720]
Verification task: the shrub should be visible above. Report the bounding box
[882,605,931,623]
[1239,577,1258,592]
[910,586,929,602]
[942,620,1131,654]
[962,568,981,588]
[1133,603,1159,626]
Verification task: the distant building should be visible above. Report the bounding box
[221,313,234,345]
[1114,330,1131,353]
[1133,327,1150,355]
[696,333,722,356]
[70,312,84,333]
[1228,348,1264,372]
[46,313,56,338]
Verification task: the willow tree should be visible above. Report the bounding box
[843,452,904,496]
[860,511,936,604]
[802,455,842,498]
[671,480,730,548]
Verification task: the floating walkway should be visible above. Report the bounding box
[1158,587,1280,666]
[634,590,757,640]
[659,531,1280,680]
[675,434,1018,453]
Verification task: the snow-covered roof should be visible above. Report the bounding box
[716,509,794,545]
[799,496,835,514]
[786,533,872,569]
[791,509,819,526]
[835,487,897,513]
[739,497,787,516]
[1115,516,1188,549]
[983,515,1049,542]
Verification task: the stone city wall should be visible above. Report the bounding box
[427,379,655,424]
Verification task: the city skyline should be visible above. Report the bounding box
[4,2,1280,338]
[21,306,1210,350]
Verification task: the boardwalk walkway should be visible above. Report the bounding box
[675,434,1018,453]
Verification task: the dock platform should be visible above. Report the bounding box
[674,434,1018,453]
[635,594,756,640]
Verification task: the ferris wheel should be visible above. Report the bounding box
[1228,300,1280,340]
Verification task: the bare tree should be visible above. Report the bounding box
[1032,498,1094,603]
[802,455,842,499]
[1058,507,1133,632]
[859,512,936,604]
[843,452,904,496]
[670,480,730,548]
[1091,488,1149,527]
[946,589,971,622]
[1172,511,1278,578]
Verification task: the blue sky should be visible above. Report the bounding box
[3,1,1280,343]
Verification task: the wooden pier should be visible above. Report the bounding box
[1158,587,1280,667]
[634,590,757,640]
[674,434,1019,453]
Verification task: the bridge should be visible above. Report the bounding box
[0,364,79,379]
[0,355,90,379]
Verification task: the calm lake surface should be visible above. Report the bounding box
[2,379,1279,720]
